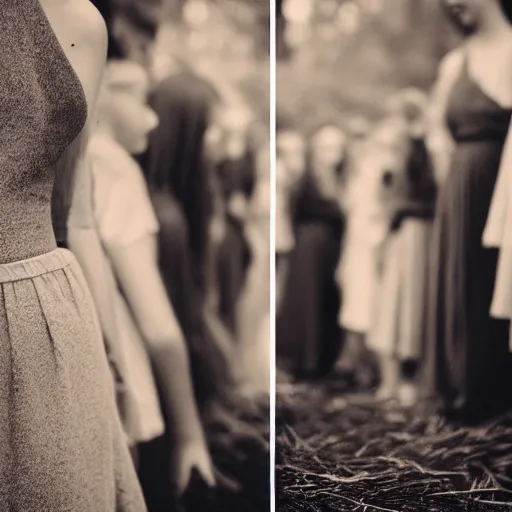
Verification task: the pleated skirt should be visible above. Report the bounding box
[368,219,432,359]
[0,248,146,511]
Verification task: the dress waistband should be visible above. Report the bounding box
[0,248,77,283]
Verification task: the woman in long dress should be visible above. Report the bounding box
[335,122,390,385]
[423,0,512,422]
[0,1,145,509]
[277,125,345,378]
[368,108,437,404]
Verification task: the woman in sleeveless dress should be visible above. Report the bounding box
[0,1,145,510]
[423,0,512,422]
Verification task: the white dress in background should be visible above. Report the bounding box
[88,133,165,444]
[337,153,388,334]
[483,118,512,349]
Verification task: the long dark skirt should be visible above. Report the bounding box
[422,140,512,420]
[277,222,342,377]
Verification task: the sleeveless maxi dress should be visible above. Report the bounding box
[0,2,145,509]
[422,59,512,420]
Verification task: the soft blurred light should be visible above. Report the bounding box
[337,2,361,34]
[283,0,314,24]
[183,0,210,28]
[187,31,208,52]
[318,23,338,43]
[317,0,339,19]
[360,0,384,15]
[284,23,311,48]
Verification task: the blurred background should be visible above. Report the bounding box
[94,1,271,511]
[276,0,458,130]
[117,0,269,119]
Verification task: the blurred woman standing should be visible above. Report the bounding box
[423,0,512,422]
[277,125,346,378]
[213,107,258,339]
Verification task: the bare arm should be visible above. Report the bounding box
[425,49,464,185]
[106,234,205,444]
[65,6,134,407]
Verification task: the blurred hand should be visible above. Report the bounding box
[175,438,216,495]
[115,383,141,445]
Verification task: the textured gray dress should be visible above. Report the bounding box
[0,2,146,510]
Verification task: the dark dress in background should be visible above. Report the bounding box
[141,71,232,407]
[214,152,257,337]
[137,72,233,512]
[276,172,344,378]
[422,59,512,421]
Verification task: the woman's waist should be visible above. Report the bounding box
[0,216,58,266]
[0,246,78,283]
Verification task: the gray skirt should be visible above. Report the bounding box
[368,219,432,360]
[0,248,145,511]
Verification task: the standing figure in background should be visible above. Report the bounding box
[213,106,258,339]
[83,60,166,453]
[88,59,215,509]
[275,129,307,310]
[277,125,345,378]
[423,0,512,423]
[140,67,236,411]
[368,98,437,405]
[237,132,272,395]
[334,120,390,388]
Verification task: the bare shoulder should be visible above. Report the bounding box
[63,0,108,55]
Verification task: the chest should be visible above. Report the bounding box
[0,1,86,170]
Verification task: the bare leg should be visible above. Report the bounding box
[375,353,399,401]
[334,330,362,372]
[398,359,418,407]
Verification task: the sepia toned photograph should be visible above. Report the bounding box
[0,0,269,511]
[275,0,512,510]
[8,0,512,511]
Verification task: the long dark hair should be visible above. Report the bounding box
[140,72,218,288]
[500,0,512,24]
[90,0,126,59]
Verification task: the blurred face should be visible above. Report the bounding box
[367,121,410,183]
[441,0,482,34]
[217,106,252,160]
[311,126,346,171]
[109,81,158,155]
[277,132,306,183]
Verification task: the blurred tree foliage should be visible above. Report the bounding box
[277,0,461,132]
[115,0,269,121]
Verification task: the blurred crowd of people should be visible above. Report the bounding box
[51,1,269,510]
[277,0,512,425]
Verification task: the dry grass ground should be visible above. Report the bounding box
[276,378,512,512]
